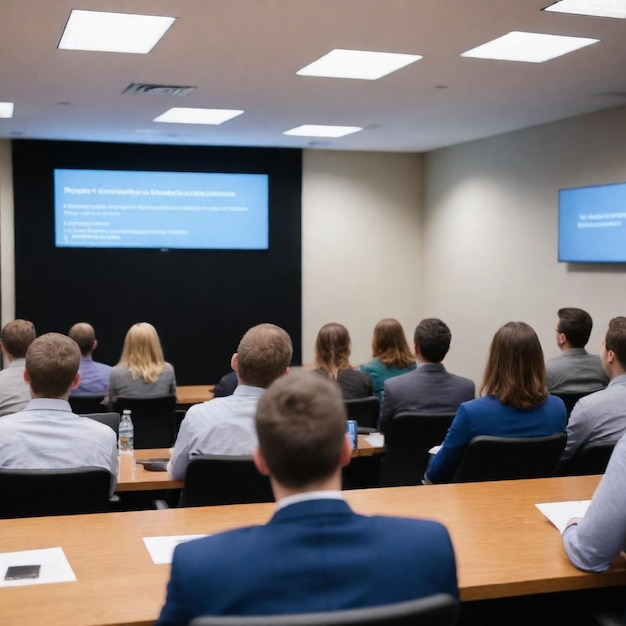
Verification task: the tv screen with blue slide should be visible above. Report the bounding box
[559,181,626,263]
[55,168,268,249]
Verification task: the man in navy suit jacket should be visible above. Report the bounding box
[379,318,475,434]
[157,370,458,626]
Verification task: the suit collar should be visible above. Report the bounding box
[417,363,446,372]
[270,498,353,523]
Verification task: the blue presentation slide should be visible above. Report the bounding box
[54,169,269,250]
[559,182,626,263]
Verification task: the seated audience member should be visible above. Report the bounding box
[157,371,458,625]
[212,370,238,397]
[0,319,36,416]
[378,318,475,434]
[314,322,373,399]
[546,307,608,393]
[563,433,626,573]
[168,323,292,480]
[68,322,112,395]
[0,333,118,494]
[359,318,417,403]
[425,321,567,484]
[106,322,176,404]
[558,316,626,472]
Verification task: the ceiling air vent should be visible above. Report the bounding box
[123,83,196,96]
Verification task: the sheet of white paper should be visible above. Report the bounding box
[0,547,76,587]
[364,432,384,448]
[143,535,207,564]
[428,445,442,455]
[535,500,591,535]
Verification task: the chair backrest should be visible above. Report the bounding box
[68,394,106,414]
[181,455,274,507]
[0,467,111,519]
[451,432,567,483]
[551,391,594,418]
[344,396,380,431]
[564,439,618,476]
[190,593,458,626]
[378,412,456,487]
[110,395,176,448]
[83,412,121,436]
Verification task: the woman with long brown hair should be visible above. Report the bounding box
[314,322,373,399]
[425,321,567,484]
[360,318,416,402]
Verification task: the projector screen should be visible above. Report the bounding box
[558,181,626,263]
[54,168,269,249]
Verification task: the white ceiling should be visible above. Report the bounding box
[2,0,626,152]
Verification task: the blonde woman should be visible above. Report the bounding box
[314,323,373,399]
[360,318,416,402]
[106,322,176,404]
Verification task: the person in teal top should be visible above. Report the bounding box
[360,319,416,403]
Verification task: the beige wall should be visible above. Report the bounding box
[423,105,626,386]
[0,139,15,326]
[301,150,422,366]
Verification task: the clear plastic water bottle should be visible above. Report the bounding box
[118,409,134,455]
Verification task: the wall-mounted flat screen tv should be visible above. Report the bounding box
[54,168,269,250]
[558,181,626,263]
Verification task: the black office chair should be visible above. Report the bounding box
[551,390,595,418]
[451,432,567,483]
[0,467,112,518]
[344,396,380,433]
[190,593,458,626]
[110,395,177,448]
[180,455,274,507]
[83,411,121,436]
[378,412,456,487]
[563,439,618,476]
[69,394,106,414]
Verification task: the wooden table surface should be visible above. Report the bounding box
[176,385,215,408]
[1,475,625,626]
[117,436,384,492]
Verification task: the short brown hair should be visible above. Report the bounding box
[557,308,593,348]
[314,323,351,380]
[414,318,450,363]
[255,370,347,489]
[481,321,548,409]
[26,333,80,398]
[604,317,626,368]
[371,318,415,369]
[236,324,292,388]
[1,319,36,359]
[68,322,96,355]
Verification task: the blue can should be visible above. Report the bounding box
[347,419,358,451]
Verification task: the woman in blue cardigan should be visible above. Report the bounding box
[425,321,567,484]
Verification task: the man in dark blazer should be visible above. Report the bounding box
[157,371,458,626]
[378,318,475,434]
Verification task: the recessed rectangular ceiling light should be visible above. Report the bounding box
[296,49,422,80]
[154,108,244,125]
[461,31,599,63]
[0,102,14,118]
[58,9,175,54]
[283,125,363,138]
[543,0,626,18]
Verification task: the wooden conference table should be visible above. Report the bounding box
[116,436,385,492]
[175,385,215,409]
[1,475,625,626]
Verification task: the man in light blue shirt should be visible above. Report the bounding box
[0,319,36,416]
[68,322,112,395]
[168,323,292,480]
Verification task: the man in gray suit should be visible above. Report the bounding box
[378,318,475,434]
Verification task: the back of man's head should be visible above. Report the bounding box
[26,333,80,398]
[1,319,36,360]
[414,318,451,363]
[605,317,626,370]
[68,322,96,356]
[557,308,593,348]
[255,370,347,489]
[236,323,292,388]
